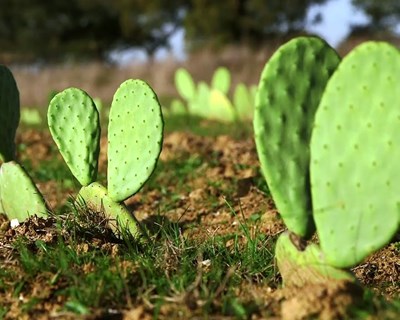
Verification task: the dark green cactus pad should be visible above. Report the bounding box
[254,37,340,237]
[108,79,163,202]
[311,42,400,268]
[0,65,20,162]
[48,88,100,186]
[275,232,354,287]
[0,161,47,221]
[77,182,139,236]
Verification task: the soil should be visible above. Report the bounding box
[1,128,399,319]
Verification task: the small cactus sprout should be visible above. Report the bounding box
[170,99,187,115]
[208,89,236,123]
[254,36,340,238]
[48,79,164,237]
[211,66,231,95]
[0,65,47,222]
[175,67,196,102]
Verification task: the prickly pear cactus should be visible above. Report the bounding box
[48,79,164,237]
[211,67,231,95]
[108,79,164,202]
[254,36,340,238]
[311,41,400,268]
[0,65,20,162]
[0,161,47,221]
[48,88,100,186]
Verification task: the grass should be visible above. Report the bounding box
[1,203,276,319]
[1,113,400,319]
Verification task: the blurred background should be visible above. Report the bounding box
[1,0,399,108]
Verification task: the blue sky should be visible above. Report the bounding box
[306,0,369,47]
[112,0,370,64]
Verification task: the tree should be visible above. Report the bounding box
[183,0,331,50]
[0,0,185,63]
[351,0,400,33]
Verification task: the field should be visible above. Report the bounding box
[0,112,399,320]
[2,38,400,319]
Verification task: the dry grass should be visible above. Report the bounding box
[9,35,400,108]
[10,43,283,108]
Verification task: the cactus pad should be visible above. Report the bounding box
[175,68,196,101]
[208,89,236,122]
[0,161,47,221]
[234,83,254,121]
[211,67,231,95]
[275,232,354,287]
[48,88,100,186]
[254,37,340,237]
[108,79,163,202]
[0,65,20,162]
[78,182,139,236]
[311,42,400,268]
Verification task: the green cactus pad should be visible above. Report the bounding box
[77,182,139,236]
[208,89,236,122]
[189,81,210,117]
[275,232,354,287]
[108,79,163,202]
[0,161,47,221]
[254,37,340,237]
[234,83,254,121]
[0,65,20,162]
[311,42,400,268]
[170,99,187,115]
[48,88,100,186]
[211,67,231,95]
[175,68,196,101]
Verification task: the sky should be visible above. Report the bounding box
[111,0,370,64]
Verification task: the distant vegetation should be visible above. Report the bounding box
[1,0,398,63]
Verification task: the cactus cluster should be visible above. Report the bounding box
[0,65,47,222]
[171,66,256,122]
[254,36,400,285]
[48,80,163,237]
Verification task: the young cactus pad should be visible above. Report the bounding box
[254,37,340,238]
[107,79,164,202]
[208,89,236,123]
[0,161,47,221]
[234,83,254,121]
[211,67,231,95]
[310,42,400,268]
[48,88,100,186]
[0,65,20,162]
[175,68,196,102]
